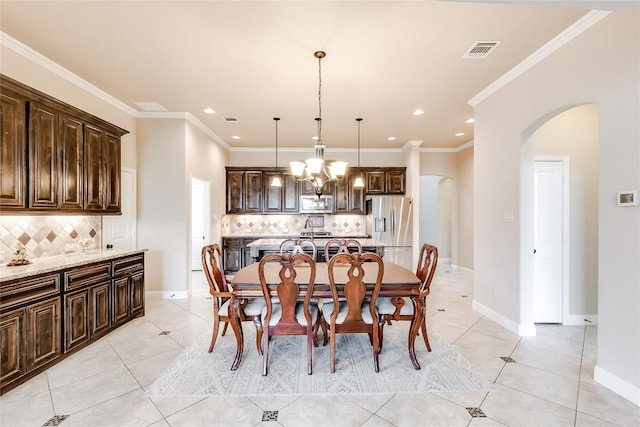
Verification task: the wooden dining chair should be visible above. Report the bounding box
[377,244,438,352]
[279,238,317,260]
[201,244,265,353]
[323,239,363,262]
[258,252,322,376]
[323,252,385,373]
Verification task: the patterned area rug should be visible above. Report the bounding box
[147,322,491,397]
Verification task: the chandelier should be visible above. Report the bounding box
[290,51,348,197]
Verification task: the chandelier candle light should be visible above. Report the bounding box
[290,51,348,197]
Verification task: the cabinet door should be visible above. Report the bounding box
[112,277,130,326]
[130,272,145,316]
[104,133,121,212]
[386,169,405,194]
[26,297,61,372]
[349,169,365,214]
[226,170,244,213]
[282,173,299,212]
[0,308,26,387]
[366,171,385,194]
[299,180,316,196]
[90,282,111,337]
[262,171,282,212]
[58,114,84,210]
[333,172,350,213]
[244,171,263,213]
[223,246,242,273]
[64,290,90,351]
[84,125,106,211]
[29,102,59,208]
[0,89,27,209]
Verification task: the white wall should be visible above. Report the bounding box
[456,146,474,269]
[473,12,639,404]
[420,176,440,247]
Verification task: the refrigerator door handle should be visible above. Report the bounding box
[390,206,395,236]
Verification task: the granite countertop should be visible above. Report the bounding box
[247,238,384,247]
[0,249,148,282]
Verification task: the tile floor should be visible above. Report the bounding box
[1,269,639,427]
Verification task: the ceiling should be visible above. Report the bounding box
[0,1,634,151]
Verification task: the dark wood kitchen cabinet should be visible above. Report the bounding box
[0,252,145,395]
[222,237,257,274]
[29,101,84,211]
[333,169,364,214]
[365,167,405,195]
[263,171,299,213]
[84,125,121,213]
[0,273,61,394]
[225,168,263,213]
[0,88,27,209]
[63,261,111,351]
[0,74,127,214]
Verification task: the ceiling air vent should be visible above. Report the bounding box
[224,116,239,122]
[463,41,501,59]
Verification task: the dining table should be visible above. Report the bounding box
[228,260,425,371]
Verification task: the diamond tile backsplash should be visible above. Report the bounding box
[0,216,101,261]
[222,214,367,236]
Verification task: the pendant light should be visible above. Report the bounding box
[353,118,365,188]
[290,51,348,196]
[270,117,282,187]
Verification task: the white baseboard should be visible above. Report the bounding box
[563,314,598,325]
[594,365,640,407]
[146,291,189,299]
[471,300,535,336]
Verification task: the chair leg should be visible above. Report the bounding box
[330,328,337,373]
[421,318,432,352]
[321,317,329,346]
[253,316,264,355]
[378,317,386,350]
[373,327,380,373]
[262,329,269,376]
[208,308,220,353]
[307,327,313,375]
[221,322,229,336]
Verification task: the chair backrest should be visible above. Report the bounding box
[258,252,316,329]
[201,244,229,296]
[323,239,363,262]
[327,252,384,324]
[416,244,438,295]
[279,238,317,260]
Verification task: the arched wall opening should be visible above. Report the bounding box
[519,103,599,331]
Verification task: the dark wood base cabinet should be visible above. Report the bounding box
[0,253,145,395]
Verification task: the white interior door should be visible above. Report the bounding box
[191,177,210,270]
[102,168,136,250]
[533,161,564,323]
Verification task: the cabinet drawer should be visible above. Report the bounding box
[223,238,242,247]
[0,274,61,311]
[64,262,111,292]
[112,255,144,278]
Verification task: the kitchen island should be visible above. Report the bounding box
[246,238,385,263]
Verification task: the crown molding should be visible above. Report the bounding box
[468,10,610,107]
[1,31,139,116]
[421,140,474,153]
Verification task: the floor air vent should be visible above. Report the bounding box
[463,41,501,59]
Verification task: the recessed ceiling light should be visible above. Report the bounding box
[412,109,425,116]
[312,136,319,140]
[455,133,465,137]
[465,118,475,124]
[204,107,216,114]
[231,135,240,140]
[387,136,397,141]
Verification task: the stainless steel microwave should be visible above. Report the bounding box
[299,195,333,213]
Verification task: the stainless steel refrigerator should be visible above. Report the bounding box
[366,196,413,270]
